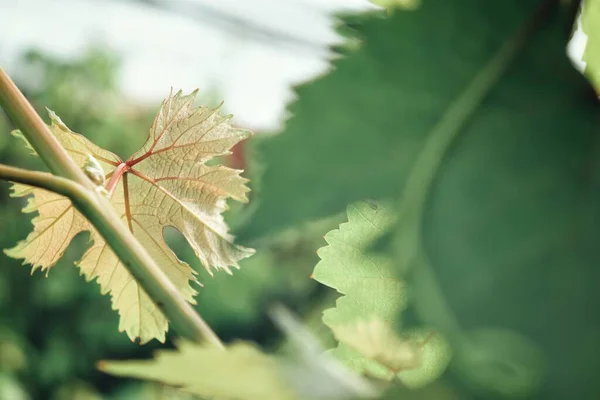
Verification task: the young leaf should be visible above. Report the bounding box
[5,90,254,343]
[99,341,297,400]
[313,202,449,385]
[313,202,403,380]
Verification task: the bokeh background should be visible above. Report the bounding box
[0,0,594,399]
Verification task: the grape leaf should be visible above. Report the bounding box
[237,1,595,239]
[5,90,254,343]
[99,341,298,400]
[244,1,600,396]
[313,202,450,385]
[313,202,404,380]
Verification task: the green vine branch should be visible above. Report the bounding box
[394,0,556,391]
[0,69,223,349]
[399,0,557,334]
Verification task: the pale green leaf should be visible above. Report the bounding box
[5,90,253,343]
[333,320,451,388]
[313,202,449,385]
[102,307,379,400]
[99,341,297,400]
[313,202,404,380]
[333,319,420,373]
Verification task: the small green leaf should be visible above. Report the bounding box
[314,202,450,385]
[313,202,402,380]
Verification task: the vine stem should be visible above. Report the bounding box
[400,0,558,337]
[0,69,224,349]
[402,0,557,215]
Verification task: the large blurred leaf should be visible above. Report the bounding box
[243,0,600,397]
[239,1,595,237]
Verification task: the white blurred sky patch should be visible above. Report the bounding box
[0,0,375,131]
[568,6,588,73]
[0,0,591,131]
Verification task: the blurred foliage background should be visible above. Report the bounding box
[0,49,337,399]
[1,1,600,399]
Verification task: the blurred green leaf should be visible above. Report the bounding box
[239,1,596,240]
[51,380,102,400]
[0,328,27,373]
[313,202,450,386]
[100,341,298,400]
[313,202,404,380]
[107,382,198,400]
[101,307,378,400]
[582,0,600,89]
[0,373,30,400]
[397,329,452,389]
[240,1,600,397]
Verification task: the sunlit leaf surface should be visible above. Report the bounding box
[5,91,254,343]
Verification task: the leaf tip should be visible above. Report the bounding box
[46,108,69,132]
[96,360,108,372]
